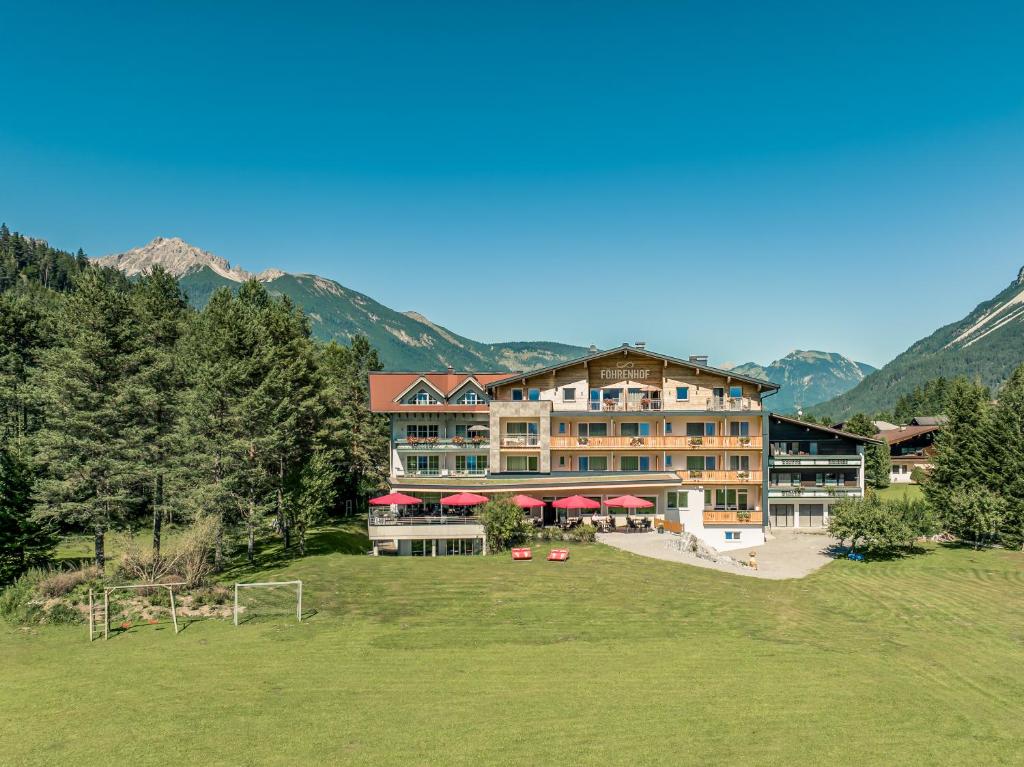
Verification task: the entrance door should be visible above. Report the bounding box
[542,502,556,527]
[771,504,794,528]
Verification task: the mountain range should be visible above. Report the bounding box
[810,265,1024,419]
[729,351,876,413]
[95,238,876,407]
[96,237,588,371]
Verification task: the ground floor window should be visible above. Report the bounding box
[579,456,608,471]
[444,538,481,556]
[411,539,432,556]
[619,455,651,471]
[667,491,684,509]
[724,531,742,541]
[801,504,825,527]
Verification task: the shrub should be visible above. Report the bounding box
[36,564,101,598]
[476,496,534,552]
[44,603,82,625]
[569,524,596,543]
[944,485,1006,549]
[0,568,46,624]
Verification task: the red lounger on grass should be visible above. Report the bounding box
[547,549,569,562]
[511,548,533,560]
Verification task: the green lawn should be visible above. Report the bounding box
[3,520,1023,766]
[876,483,925,501]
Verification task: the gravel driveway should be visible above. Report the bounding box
[597,528,841,580]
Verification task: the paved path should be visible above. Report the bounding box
[597,529,842,580]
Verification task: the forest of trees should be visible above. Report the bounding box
[0,227,388,584]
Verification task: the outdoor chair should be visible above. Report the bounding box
[511,547,532,561]
[547,548,569,562]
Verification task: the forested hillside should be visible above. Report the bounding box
[811,266,1024,419]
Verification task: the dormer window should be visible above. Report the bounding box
[412,389,438,405]
[458,391,484,405]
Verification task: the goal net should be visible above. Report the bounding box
[233,580,303,626]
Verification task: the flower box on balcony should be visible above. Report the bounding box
[688,437,704,447]
[451,435,466,446]
[738,437,751,446]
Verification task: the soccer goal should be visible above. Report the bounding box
[233,580,303,626]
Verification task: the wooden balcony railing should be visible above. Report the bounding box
[678,469,763,484]
[702,510,763,525]
[549,435,762,450]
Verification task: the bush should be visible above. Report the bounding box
[944,485,1006,549]
[0,568,45,624]
[476,496,534,552]
[44,603,82,625]
[568,524,597,543]
[829,495,935,553]
[36,564,101,598]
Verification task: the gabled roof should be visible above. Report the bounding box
[770,413,882,444]
[369,370,513,413]
[874,424,942,445]
[909,416,947,427]
[484,344,780,391]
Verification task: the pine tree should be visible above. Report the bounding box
[985,364,1024,549]
[0,445,56,585]
[129,267,188,555]
[923,378,990,521]
[30,269,143,568]
[286,450,338,556]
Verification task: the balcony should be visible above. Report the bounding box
[770,455,861,467]
[368,514,485,541]
[500,434,541,448]
[768,483,861,498]
[705,396,758,412]
[396,437,489,450]
[587,398,664,412]
[703,510,763,525]
[678,469,763,484]
[549,435,762,450]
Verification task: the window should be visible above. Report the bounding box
[729,385,743,399]
[729,421,750,437]
[667,491,684,509]
[406,424,439,439]
[665,422,673,434]
[579,456,607,472]
[724,531,742,541]
[445,538,481,556]
[506,455,538,472]
[620,423,650,437]
[412,389,438,405]
[455,455,488,474]
[511,388,523,401]
[665,455,673,467]
[558,422,566,434]
[559,456,566,467]
[676,386,689,401]
[686,423,704,437]
[578,422,608,437]
[411,539,432,556]
[528,388,541,401]
[563,387,576,402]
[620,456,638,471]
[457,390,483,405]
[408,455,440,474]
[729,455,751,471]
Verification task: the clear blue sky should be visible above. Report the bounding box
[3,1,1023,367]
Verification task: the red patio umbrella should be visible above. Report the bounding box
[604,495,654,509]
[440,492,489,507]
[369,492,423,506]
[552,495,601,510]
[512,494,545,509]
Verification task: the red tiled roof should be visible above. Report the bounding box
[369,371,514,413]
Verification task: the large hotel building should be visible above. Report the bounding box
[368,344,788,555]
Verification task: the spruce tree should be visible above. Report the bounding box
[30,269,142,568]
[129,267,188,555]
[923,378,990,523]
[843,413,891,489]
[0,445,56,585]
[986,364,1024,549]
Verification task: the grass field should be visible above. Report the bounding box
[3,520,1023,766]
[876,483,925,501]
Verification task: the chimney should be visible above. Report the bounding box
[588,344,598,353]
[446,364,454,375]
[689,354,709,366]
[635,341,646,350]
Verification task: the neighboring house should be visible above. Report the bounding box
[874,419,943,484]
[368,344,780,554]
[767,414,879,529]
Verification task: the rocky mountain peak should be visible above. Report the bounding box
[1016,265,1024,286]
[94,237,285,283]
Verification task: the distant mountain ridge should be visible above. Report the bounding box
[96,237,588,371]
[810,265,1024,419]
[730,350,876,412]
